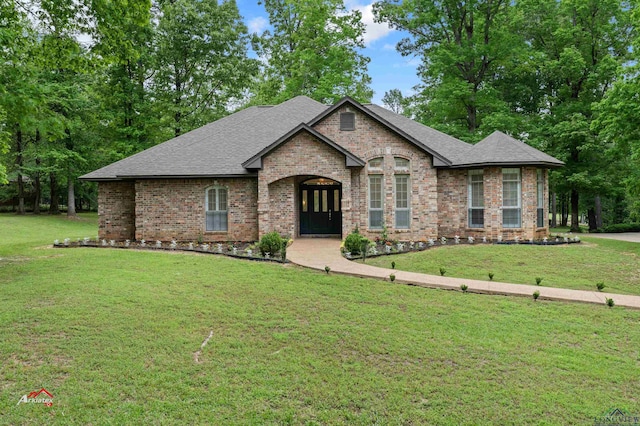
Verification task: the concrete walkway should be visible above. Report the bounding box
[584,232,640,243]
[287,238,640,309]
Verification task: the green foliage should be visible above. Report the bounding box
[535,277,543,286]
[259,231,283,256]
[344,230,368,255]
[488,272,494,281]
[252,0,372,104]
[324,265,331,274]
[533,291,540,301]
[597,282,606,292]
[460,284,468,293]
[389,274,395,282]
[439,267,446,276]
[391,261,395,269]
[598,223,640,233]
[606,298,615,308]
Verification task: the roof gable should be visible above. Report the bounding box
[242,124,365,169]
[308,96,454,166]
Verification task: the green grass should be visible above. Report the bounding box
[362,237,640,295]
[1,213,639,424]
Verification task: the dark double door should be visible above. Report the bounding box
[300,184,342,235]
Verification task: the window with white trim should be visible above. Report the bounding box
[368,157,383,170]
[369,174,383,229]
[394,157,409,171]
[502,168,521,228]
[206,187,228,231]
[537,169,544,227]
[395,175,410,229]
[468,169,484,228]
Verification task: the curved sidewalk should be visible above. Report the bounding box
[287,238,640,309]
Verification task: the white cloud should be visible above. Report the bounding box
[392,57,421,68]
[347,2,394,46]
[248,16,268,34]
[382,43,395,51]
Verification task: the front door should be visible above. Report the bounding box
[300,180,342,235]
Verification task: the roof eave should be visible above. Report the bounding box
[441,160,564,169]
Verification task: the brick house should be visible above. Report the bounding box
[81,96,563,242]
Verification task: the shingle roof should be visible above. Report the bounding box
[453,131,564,168]
[81,96,562,181]
[81,96,329,180]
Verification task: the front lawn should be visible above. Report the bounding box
[360,237,640,295]
[1,213,639,424]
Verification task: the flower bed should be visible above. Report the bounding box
[342,234,581,260]
[52,238,288,263]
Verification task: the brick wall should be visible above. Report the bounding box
[258,131,352,238]
[134,178,258,242]
[313,107,438,241]
[98,181,136,240]
[437,167,550,240]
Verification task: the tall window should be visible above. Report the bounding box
[468,169,484,228]
[395,175,410,229]
[537,169,544,227]
[369,175,383,229]
[502,168,521,228]
[206,187,228,231]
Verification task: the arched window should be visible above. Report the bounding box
[206,187,228,231]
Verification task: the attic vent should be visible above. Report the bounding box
[340,112,355,131]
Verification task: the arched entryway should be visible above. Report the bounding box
[299,177,342,236]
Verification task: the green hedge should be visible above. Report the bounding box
[596,223,640,233]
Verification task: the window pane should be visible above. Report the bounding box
[396,210,409,229]
[340,112,355,130]
[314,190,319,212]
[322,190,328,212]
[207,189,216,211]
[368,157,383,169]
[218,189,227,210]
[334,190,340,211]
[302,190,308,212]
[469,208,484,228]
[370,210,383,228]
[503,208,521,228]
[395,175,408,208]
[369,175,382,209]
[394,157,409,169]
[537,208,544,228]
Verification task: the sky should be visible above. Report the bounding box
[235,0,421,105]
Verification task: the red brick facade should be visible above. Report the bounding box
[97,107,551,242]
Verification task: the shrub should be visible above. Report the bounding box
[488,272,494,281]
[533,291,540,301]
[606,298,615,308]
[598,223,640,233]
[596,282,605,291]
[535,277,543,286]
[389,274,396,282]
[344,231,366,255]
[259,231,283,256]
[324,266,331,274]
[391,261,396,269]
[439,267,446,276]
[460,284,468,292]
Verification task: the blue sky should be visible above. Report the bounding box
[236,0,421,105]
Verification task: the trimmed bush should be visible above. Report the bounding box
[344,230,366,255]
[598,223,640,233]
[259,231,283,256]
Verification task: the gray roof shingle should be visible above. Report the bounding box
[81,96,562,181]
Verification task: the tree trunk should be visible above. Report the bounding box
[587,208,597,231]
[33,130,41,215]
[550,192,557,228]
[15,125,25,215]
[570,189,580,232]
[67,177,76,217]
[561,194,568,227]
[594,195,603,229]
[49,173,60,215]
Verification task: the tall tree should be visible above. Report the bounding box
[373,0,519,141]
[253,0,373,104]
[152,0,258,137]
[518,0,632,230]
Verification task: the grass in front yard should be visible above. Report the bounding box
[1,214,639,424]
[362,237,640,295]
